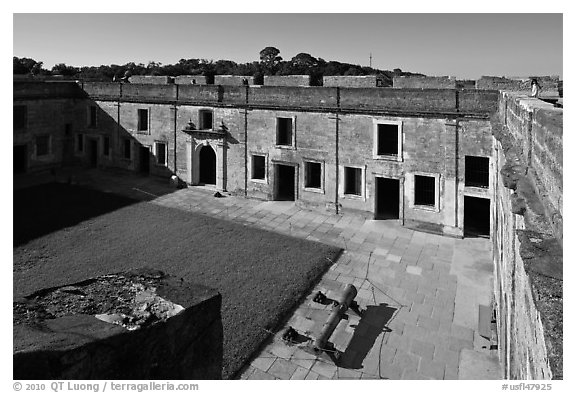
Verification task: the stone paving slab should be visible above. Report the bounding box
[48,170,500,380]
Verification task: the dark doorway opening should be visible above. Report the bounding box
[139,146,150,174]
[274,164,295,201]
[375,177,400,219]
[89,139,98,168]
[14,145,27,174]
[199,146,216,185]
[464,196,490,238]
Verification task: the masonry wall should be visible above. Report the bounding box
[13,82,86,174]
[477,76,560,96]
[15,81,498,237]
[500,93,563,241]
[323,75,388,88]
[214,75,253,86]
[14,274,223,379]
[393,76,457,89]
[491,92,563,380]
[128,75,173,84]
[264,75,310,87]
[175,75,208,85]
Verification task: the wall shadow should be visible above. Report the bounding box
[14,95,186,247]
[337,303,396,370]
[13,183,138,247]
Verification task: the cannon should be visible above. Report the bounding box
[313,284,357,350]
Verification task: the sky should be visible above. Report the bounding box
[13,13,563,80]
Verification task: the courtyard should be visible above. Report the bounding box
[13,169,500,379]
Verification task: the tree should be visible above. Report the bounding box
[259,46,282,75]
[291,53,317,68]
[13,57,44,75]
[51,63,78,77]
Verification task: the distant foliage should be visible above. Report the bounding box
[13,48,425,82]
[13,57,44,75]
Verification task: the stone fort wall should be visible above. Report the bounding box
[13,81,563,379]
[491,93,562,379]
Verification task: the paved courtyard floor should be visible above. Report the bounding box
[16,169,501,380]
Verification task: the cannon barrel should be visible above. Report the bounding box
[314,284,357,350]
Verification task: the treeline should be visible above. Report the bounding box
[13,47,424,84]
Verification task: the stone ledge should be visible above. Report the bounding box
[492,113,563,380]
[14,268,223,380]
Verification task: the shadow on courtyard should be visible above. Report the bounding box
[13,183,140,247]
[337,303,396,370]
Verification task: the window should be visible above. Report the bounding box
[465,156,489,188]
[88,105,97,128]
[36,135,50,157]
[373,120,402,159]
[414,175,436,207]
[123,139,132,160]
[77,134,84,152]
[344,166,362,196]
[155,142,167,166]
[14,105,27,130]
[137,109,149,133]
[103,136,110,157]
[65,123,72,136]
[276,117,293,146]
[251,155,266,180]
[304,161,322,189]
[376,124,398,156]
[199,110,213,130]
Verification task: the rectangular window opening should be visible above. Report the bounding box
[88,106,97,128]
[123,139,132,160]
[36,135,50,157]
[304,161,322,189]
[465,156,489,188]
[77,134,84,152]
[276,117,293,146]
[137,109,149,132]
[103,136,110,157]
[376,123,399,156]
[344,167,362,196]
[199,110,213,130]
[156,142,167,166]
[252,155,266,180]
[14,106,27,130]
[414,175,436,207]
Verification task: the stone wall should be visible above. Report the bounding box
[264,75,310,87]
[174,75,208,85]
[128,75,174,84]
[15,81,498,238]
[214,75,253,86]
[15,81,499,236]
[393,75,457,89]
[491,92,562,380]
[323,75,390,88]
[13,82,88,174]
[13,270,223,379]
[499,93,563,241]
[477,76,560,96]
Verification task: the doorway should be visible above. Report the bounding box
[199,145,216,185]
[89,139,98,168]
[14,145,27,174]
[375,177,400,219]
[274,164,295,201]
[139,145,150,174]
[464,196,490,237]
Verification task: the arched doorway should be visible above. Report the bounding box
[199,145,216,185]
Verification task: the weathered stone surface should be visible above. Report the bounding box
[13,269,223,380]
[491,97,562,380]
